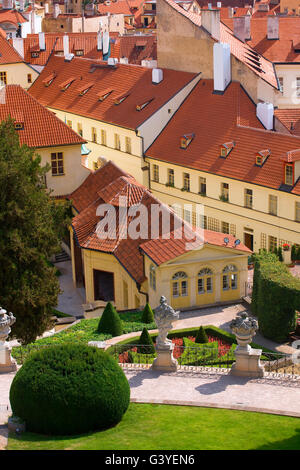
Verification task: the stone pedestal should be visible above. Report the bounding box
[0,344,17,374]
[152,343,178,372]
[230,347,265,378]
[283,249,291,265]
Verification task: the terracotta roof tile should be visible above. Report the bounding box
[145,79,300,195]
[275,109,300,136]
[0,34,23,65]
[0,85,85,148]
[0,9,28,25]
[28,55,198,130]
[163,0,278,89]
[70,161,250,283]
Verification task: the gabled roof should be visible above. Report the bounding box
[0,34,24,65]
[163,0,278,89]
[0,85,85,148]
[275,109,300,136]
[0,9,28,25]
[223,16,300,63]
[69,161,250,284]
[145,79,300,195]
[28,55,198,130]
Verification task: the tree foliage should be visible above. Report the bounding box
[138,327,155,354]
[0,119,70,344]
[195,325,209,344]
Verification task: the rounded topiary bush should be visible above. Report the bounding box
[9,344,130,435]
[97,302,123,336]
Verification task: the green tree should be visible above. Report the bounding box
[141,303,154,324]
[97,302,123,336]
[0,119,70,344]
[277,246,283,262]
[195,326,209,344]
[138,327,155,354]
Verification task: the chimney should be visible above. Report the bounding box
[38,32,45,51]
[53,3,60,19]
[267,16,279,40]
[152,68,163,84]
[19,0,25,11]
[217,2,222,8]
[12,38,24,58]
[30,10,35,35]
[228,7,234,18]
[45,3,49,14]
[120,57,129,64]
[256,102,274,130]
[233,16,251,42]
[213,42,231,92]
[63,34,69,57]
[102,31,110,56]
[97,31,102,51]
[201,8,220,41]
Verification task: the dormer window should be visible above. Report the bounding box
[78,82,94,96]
[114,92,130,104]
[75,49,84,56]
[14,122,24,130]
[136,98,154,111]
[256,149,270,167]
[220,141,235,158]
[59,77,76,91]
[284,163,294,186]
[31,52,40,58]
[42,73,55,87]
[180,133,195,149]
[97,88,113,101]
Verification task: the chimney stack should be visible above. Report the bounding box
[267,16,279,40]
[39,32,45,51]
[201,8,220,41]
[228,7,234,18]
[256,102,274,130]
[12,38,24,58]
[63,34,69,57]
[97,31,102,51]
[233,16,251,42]
[152,68,163,84]
[213,42,231,92]
[53,3,60,19]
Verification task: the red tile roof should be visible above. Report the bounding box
[163,0,278,89]
[28,55,198,130]
[145,79,300,195]
[275,109,300,136]
[18,32,156,67]
[0,85,85,148]
[0,35,24,64]
[0,9,28,25]
[223,16,300,63]
[70,161,250,283]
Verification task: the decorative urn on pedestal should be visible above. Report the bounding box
[0,307,17,373]
[230,312,264,378]
[152,296,179,372]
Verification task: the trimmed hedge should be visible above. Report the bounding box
[97,302,123,336]
[10,344,130,435]
[252,252,300,342]
[138,327,155,354]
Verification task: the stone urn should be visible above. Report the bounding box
[230,312,258,352]
[230,312,264,378]
[0,307,17,373]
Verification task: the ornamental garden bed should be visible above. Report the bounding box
[11,310,156,364]
[110,325,277,368]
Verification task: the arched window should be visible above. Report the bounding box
[149,264,156,291]
[197,268,213,294]
[172,272,188,297]
[222,265,238,290]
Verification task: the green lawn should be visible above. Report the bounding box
[7,404,300,450]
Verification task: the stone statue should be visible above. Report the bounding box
[154,296,179,348]
[0,307,17,373]
[230,312,258,351]
[0,308,16,345]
